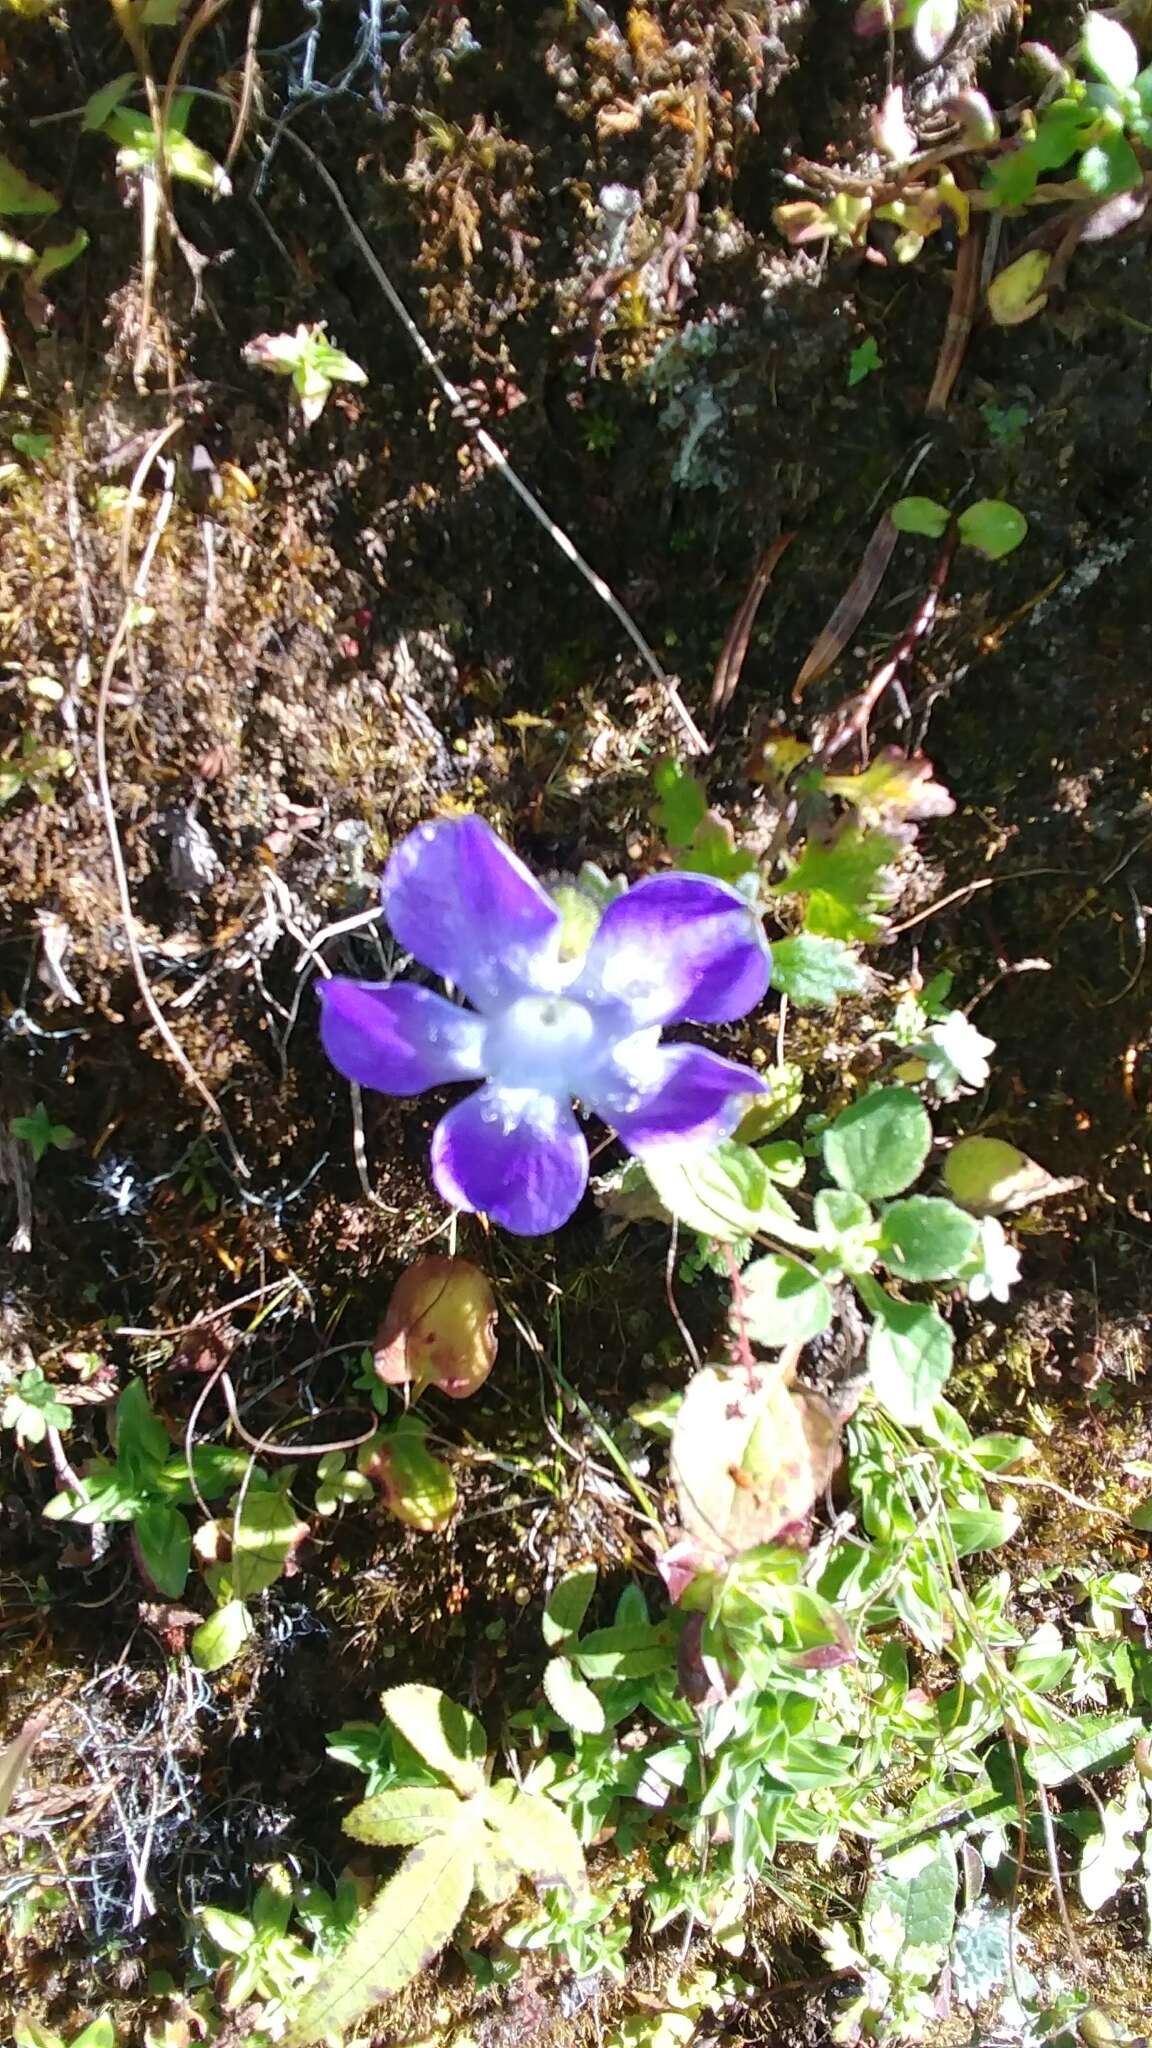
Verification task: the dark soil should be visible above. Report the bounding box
[2,1,1151,2042]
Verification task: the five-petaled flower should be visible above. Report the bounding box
[319,816,771,1235]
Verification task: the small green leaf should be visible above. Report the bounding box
[83,73,138,132]
[542,1654,606,1735]
[740,1253,833,1346]
[359,1415,457,1531]
[1079,131,1142,197]
[71,2026,117,2048]
[823,1087,931,1199]
[813,1189,879,1274]
[114,1379,170,1468]
[848,335,882,386]
[868,1297,954,1424]
[343,1786,463,1846]
[890,495,950,538]
[948,1505,1019,1554]
[29,229,88,289]
[191,1598,254,1673]
[642,1137,807,1243]
[770,933,868,1008]
[573,1623,673,1680]
[0,152,59,217]
[780,827,901,942]
[652,757,709,849]
[956,500,1028,561]
[224,1480,308,1598]
[135,1501,191,1597]
[9,1102,74,1162]
[542,1564,597,1647]
[380,1684,487,1798]
[878,1196,979,1281]
[1080,11,1139,90]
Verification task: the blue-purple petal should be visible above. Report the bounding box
[591,1043,767,1153]
[319,980,485,1095]
[575,874,770,1026]
[430,1086,589,1235]
[382,816,562,1010]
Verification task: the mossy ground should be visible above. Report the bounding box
[1,1,1151,2041]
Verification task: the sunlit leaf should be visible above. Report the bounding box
[770,934,868,1008]
[823,1087,931,1200]
[956,499,1028,561]
[359,1415,457,1532]
[380,1683,487,1798]
[867,1296,954,1424]
[779,827,901,941]
[374,1255,497,1399]
[739,1253,833,1346]
[877,1196,978,1281]
[671,1363,838,1558]
[191,1598,254,1673]
[543,1655,606,1735]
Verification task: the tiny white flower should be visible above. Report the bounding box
[921,1010,996,1097]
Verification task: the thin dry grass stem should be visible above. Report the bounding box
[218,1370,376,1459]
[815,528,957,764]
[709,532,793,719]
[267,122,709,757]
[793,512,899,701]
[225,0,265,172]
[160,0,230,139]
[108,0,177,392]
[97,419,250,1178]
[926,213,983,414]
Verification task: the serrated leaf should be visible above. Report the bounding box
[740,1253,833,1346]
[734,1059,804,1141]
[380,1684,486,1798]
[823,1087,931,1199]
[780,827,901,942]
[542,1563,597,1646]
[543,1655,606,1735]
[472,1837,520,1906]
[878,1196,978,1281]
[287,1817,480,2044]
[868,1297,953,1424]
[484,1782,587,1896]
[864,1835,957,1969]
[0,151,58,216]
[191,1598,254,1673]
[770,933,868,1008]
[343,1786,464,1846]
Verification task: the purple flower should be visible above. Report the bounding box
[319,816,771,1236]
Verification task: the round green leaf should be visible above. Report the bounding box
[868,1298,954,1425]
[1080,11,1139,89]
[878,1196,978,1281]
[740,1254,833,1346]
[191,1598,254,1673]
[956,499,1028,561]
[822,1087,931,1199]
[890,496,950,538]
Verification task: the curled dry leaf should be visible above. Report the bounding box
[374,1256,497,1400]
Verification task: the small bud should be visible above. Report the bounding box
[987,250,1051,326]
[874,86,917,163]
[374,1255,498,1400]
[944,89,999,146]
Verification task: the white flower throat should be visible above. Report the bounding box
[483,994,599,1095]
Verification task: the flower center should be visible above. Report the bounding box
[483,994,598,1096]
